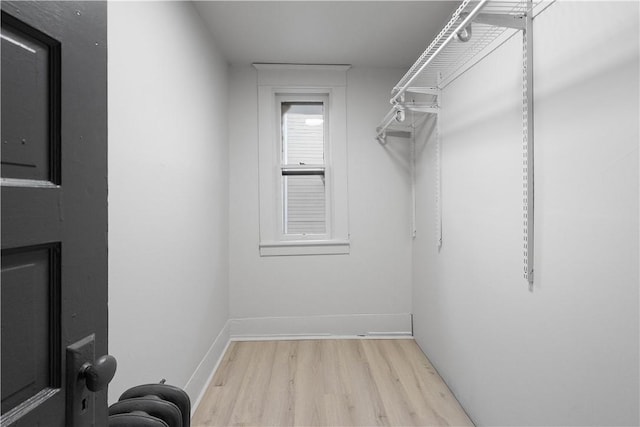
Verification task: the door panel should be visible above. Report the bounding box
[0,15,58,182]
[1,245,61,415]
[1,186,62,249]
[1,2,108,425]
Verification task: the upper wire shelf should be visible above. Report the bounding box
[376,0,543,143]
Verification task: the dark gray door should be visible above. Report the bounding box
[1,1,108,425]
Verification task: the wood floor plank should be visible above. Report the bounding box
[260,341,296,426]
[340,340,388,426]
[192,339,473,427]
[360,339,419,426]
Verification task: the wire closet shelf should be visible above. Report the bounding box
[375,0,539,142]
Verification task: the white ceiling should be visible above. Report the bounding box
[194,1,459,67]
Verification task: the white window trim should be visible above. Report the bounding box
[255,64,350,256]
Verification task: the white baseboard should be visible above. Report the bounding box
[229,313,412,340]
[185,320,231,416]
[231,334,414,342]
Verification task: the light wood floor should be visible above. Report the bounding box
[192,339,473,426]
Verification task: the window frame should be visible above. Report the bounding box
[255,64,350,256]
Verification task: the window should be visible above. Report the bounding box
[279,97,328,237]
[256,64,350,256]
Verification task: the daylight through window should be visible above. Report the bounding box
[280,101,327,236]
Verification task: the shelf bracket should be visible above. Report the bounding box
[405,87,441,96]
[473,12,526,30]
[375,99,439,143]
[404,103,439,114]
[384,130,412,139]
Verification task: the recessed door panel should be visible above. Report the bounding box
[1,245,60,416]
[1,12,60,183]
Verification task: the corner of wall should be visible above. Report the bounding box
[185,321,231,416]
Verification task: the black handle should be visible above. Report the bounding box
[82,354,117,392]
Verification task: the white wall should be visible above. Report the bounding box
[412,2,639,425]
[108,2,229,404]
[228,66,413,335]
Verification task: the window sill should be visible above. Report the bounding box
[259,240,350,256]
